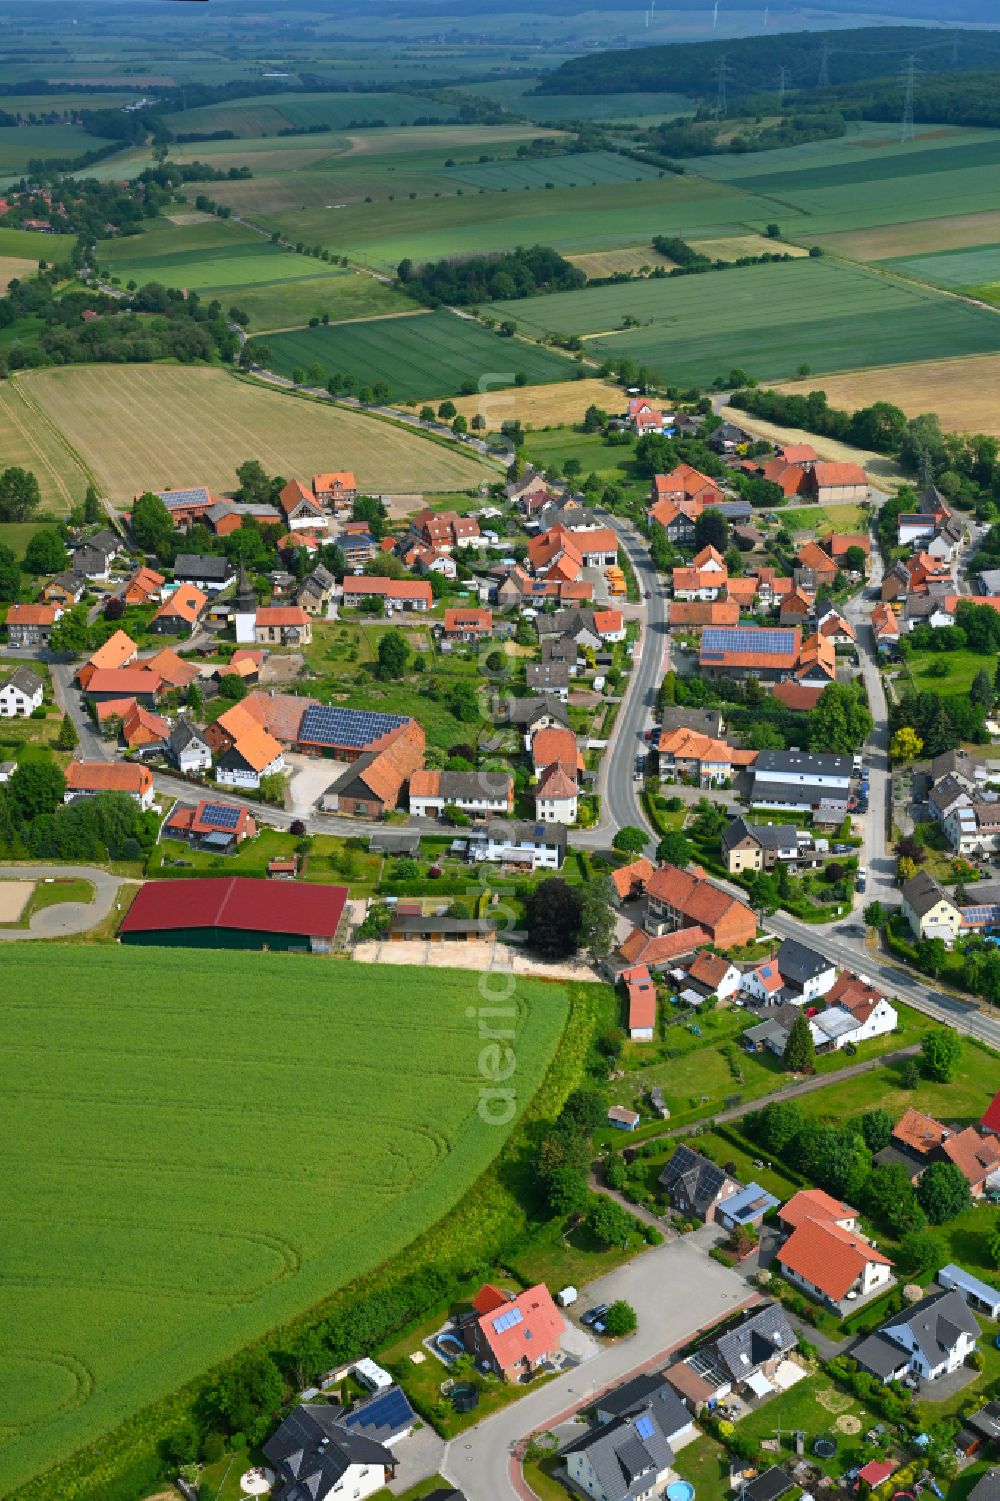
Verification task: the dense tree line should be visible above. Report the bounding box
[830,70,1000,132]
[0,276,239,372]
[396,245,585,305]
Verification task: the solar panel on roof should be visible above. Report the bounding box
[201,802,241,829]
[156,487,209,507]
[635,1413,655,1441]
[702,627,795,656]
[492,1307,523,1334]
[299,704,407,747]
[342,1386,412,1435]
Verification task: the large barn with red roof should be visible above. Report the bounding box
[119,877,347,952]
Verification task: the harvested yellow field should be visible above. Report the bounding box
[444,377,621,431]
[718,402,907,490]
[815,210,1000,263]
[0,380,89,513]
[566,246,674,279]
[20,365,494,506]
[689,234,810,261]
[775,354,1000,438]
[0,256,38,291]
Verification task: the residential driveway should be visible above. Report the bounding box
[0,864,129,941]
[387,1422,446,1494]
[285,755,338,817]
[441,1236,755,1501]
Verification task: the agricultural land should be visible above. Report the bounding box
[775,354,1000,437]
[0,947,569,1495]
[13,366,495,503]
[263,309,576,403]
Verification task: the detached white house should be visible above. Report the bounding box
[0,666,43,718]
[852,1289,979,1385]
[408,769,513,821]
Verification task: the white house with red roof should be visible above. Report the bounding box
[776,1190,893,1312]
[460,1283,564,1381]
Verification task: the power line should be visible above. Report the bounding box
[817,37,830,89]
[777,64,788,103]
[714,52,731,117]
[901,52,917,143]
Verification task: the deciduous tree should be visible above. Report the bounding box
[921,1028,962,1082]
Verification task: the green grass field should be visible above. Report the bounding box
[265,309,576,401]
[98,217,336,293]
[509,258,1000,384]
[172,90,460,139]
[258,174,776,271]
[224,269,416,332]
[0,122,109,175]
[456,78,693,124]
[440,148,660,192]
[0,224,76,261]
[884,241,1000,288]
[0,947,569,1494]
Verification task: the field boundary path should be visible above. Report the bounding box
[0,863,130,940]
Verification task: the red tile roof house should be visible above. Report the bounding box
[83,667,164,707]
[442,607,493,641]
[255,605,312,647]
[643,864,757,948]
[149,583,208,636]
[459,1283,564,1381]
[64,760,155,809]
[312,470,356,510]
[5,602,61,648]
[118,876,347,952]
[776,1192,893,1313]
[341,577,432,613]
[278,479,327,531]
[622,964,657,1039]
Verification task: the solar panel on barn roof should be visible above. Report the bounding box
[342,1385,413,1435]
[702,627,795,656]
[299,704,408,747]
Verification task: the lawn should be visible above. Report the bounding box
[0,519,61,559]
[147,829,383,892]
[522,426,645,490]
[0,948,569,1494]
[17,365,494,507]
[225,270,416,333]
[264,309,576,403]
[0,875,95,928]
[509,259,1000,386]
[738,1374,884,1477]
[798,1038,999,1129]
[904,646,995,700]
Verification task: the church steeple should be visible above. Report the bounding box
[235,560,256,613]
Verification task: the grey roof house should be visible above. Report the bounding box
[658,1144,741,1223]
[263,1401,398,1501]
[852,1287,980,1385]
[168,718,212,774]
[665,1302,795,1405]
[561,1402,678,1501]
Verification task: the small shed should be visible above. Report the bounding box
[608,1105,640,1132]
[937,1264,1000,1320]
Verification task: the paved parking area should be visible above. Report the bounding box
[0,880,33,922]
[386,1421,446,1494]
[285,755,338,817]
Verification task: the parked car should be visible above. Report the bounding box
[582,1304,610,1328]
[856,868,867,892]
